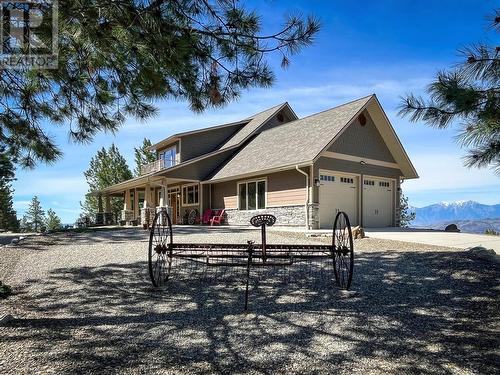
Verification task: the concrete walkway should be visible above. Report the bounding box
[364,227,500,253]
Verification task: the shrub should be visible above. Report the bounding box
[484,229,499,236]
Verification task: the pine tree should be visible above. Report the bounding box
[134,138,156,176]
[81,144,133,221]
[0,1,320,168]
[45,209,62,231]
[399,192,416,228]
[0,146,19,231]
[399,11,500,174]
[23,196,46,232]
[19,216,31,232]
[0,184,19,231]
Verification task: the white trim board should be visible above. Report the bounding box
[321,151,400,170]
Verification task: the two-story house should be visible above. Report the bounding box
[92,94,418,229]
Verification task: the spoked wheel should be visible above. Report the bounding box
[187,209,198,225]
[148,210,173,287]
[332,211,354,289]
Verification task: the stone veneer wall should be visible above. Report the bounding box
[121,210,134,222]
[308,203,320,229]
[225,205,306,226]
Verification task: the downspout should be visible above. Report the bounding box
[295,165,309,230]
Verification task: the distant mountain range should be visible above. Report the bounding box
[410,201,500,234]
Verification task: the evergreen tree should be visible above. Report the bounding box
[0,184,19,231]
[81,144,133,221]
[23,196,46,232]
[399,11,500,174]
[0,147,19,231]
[0,1,320,168]
[45,209,62,231]
[19,216,30,232]
[399,192,416,228]
[134,138,156,176]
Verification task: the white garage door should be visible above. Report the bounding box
[362,177,393,227]
[319,171,358,229]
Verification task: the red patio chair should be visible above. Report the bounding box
[201,208,213,225]
[210,209,225,226]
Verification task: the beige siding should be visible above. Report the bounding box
[211,181,237,209]
[267,169,307,206]
[210,168,308,209]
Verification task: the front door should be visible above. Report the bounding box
[168,192,180,224]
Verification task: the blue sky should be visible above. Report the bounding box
[12,0,500,223]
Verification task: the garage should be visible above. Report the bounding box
[362,177,394,227]
[319,171,358,228]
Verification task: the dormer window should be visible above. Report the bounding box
[159,146,176,169]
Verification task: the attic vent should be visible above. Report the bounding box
[277,113,284,122]
[358,113,367,126]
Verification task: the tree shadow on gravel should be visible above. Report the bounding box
[14,227,262,250]
[2,250,499,374]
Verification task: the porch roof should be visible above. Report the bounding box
[88,174,195,196]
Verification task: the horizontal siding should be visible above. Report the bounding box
[224,196,237,209]
[267,187,306,206]
[210,168,308,209]
[211,181,237,209]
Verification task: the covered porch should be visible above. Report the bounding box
[92,174,201,227]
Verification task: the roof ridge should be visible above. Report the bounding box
[257,94,374,135]
[293,94,373,123]
[245,102,288,119]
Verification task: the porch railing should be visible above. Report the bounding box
[140,159,177,175]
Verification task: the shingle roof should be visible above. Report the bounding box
[219,102,289,149]
[209,95,373,181]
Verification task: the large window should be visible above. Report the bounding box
[238,180,266,210]
[182,184,199,206]
[159,146,176,169]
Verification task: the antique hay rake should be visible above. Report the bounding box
[148,211,354,309]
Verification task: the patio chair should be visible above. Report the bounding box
[210,209,225,226]
[201,208,213,225]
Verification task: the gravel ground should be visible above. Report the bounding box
[0,226,499,374]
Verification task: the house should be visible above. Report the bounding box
[93,94,418,229]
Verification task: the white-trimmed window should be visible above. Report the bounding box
[182,184,199,206]
[238,179,266,210]
[159,146,177,169]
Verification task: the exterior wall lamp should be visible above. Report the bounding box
[314,178,321,187]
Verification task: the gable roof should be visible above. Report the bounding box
[148,118,249,152]
[208,96,371,181]
[147,102,294,179]
[208,95,418,182]
[219,102,296,150]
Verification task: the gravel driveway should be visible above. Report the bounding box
[1,227,498,374]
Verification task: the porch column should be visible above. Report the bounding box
[134,188,140,218]
[97,195,103,213]
[105,195,111,212]
[159,179,167,207]
[144,185,150,208]
[124,189,131,210]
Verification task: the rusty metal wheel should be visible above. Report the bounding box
[148,209,173,287]
[332,211,354,289]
